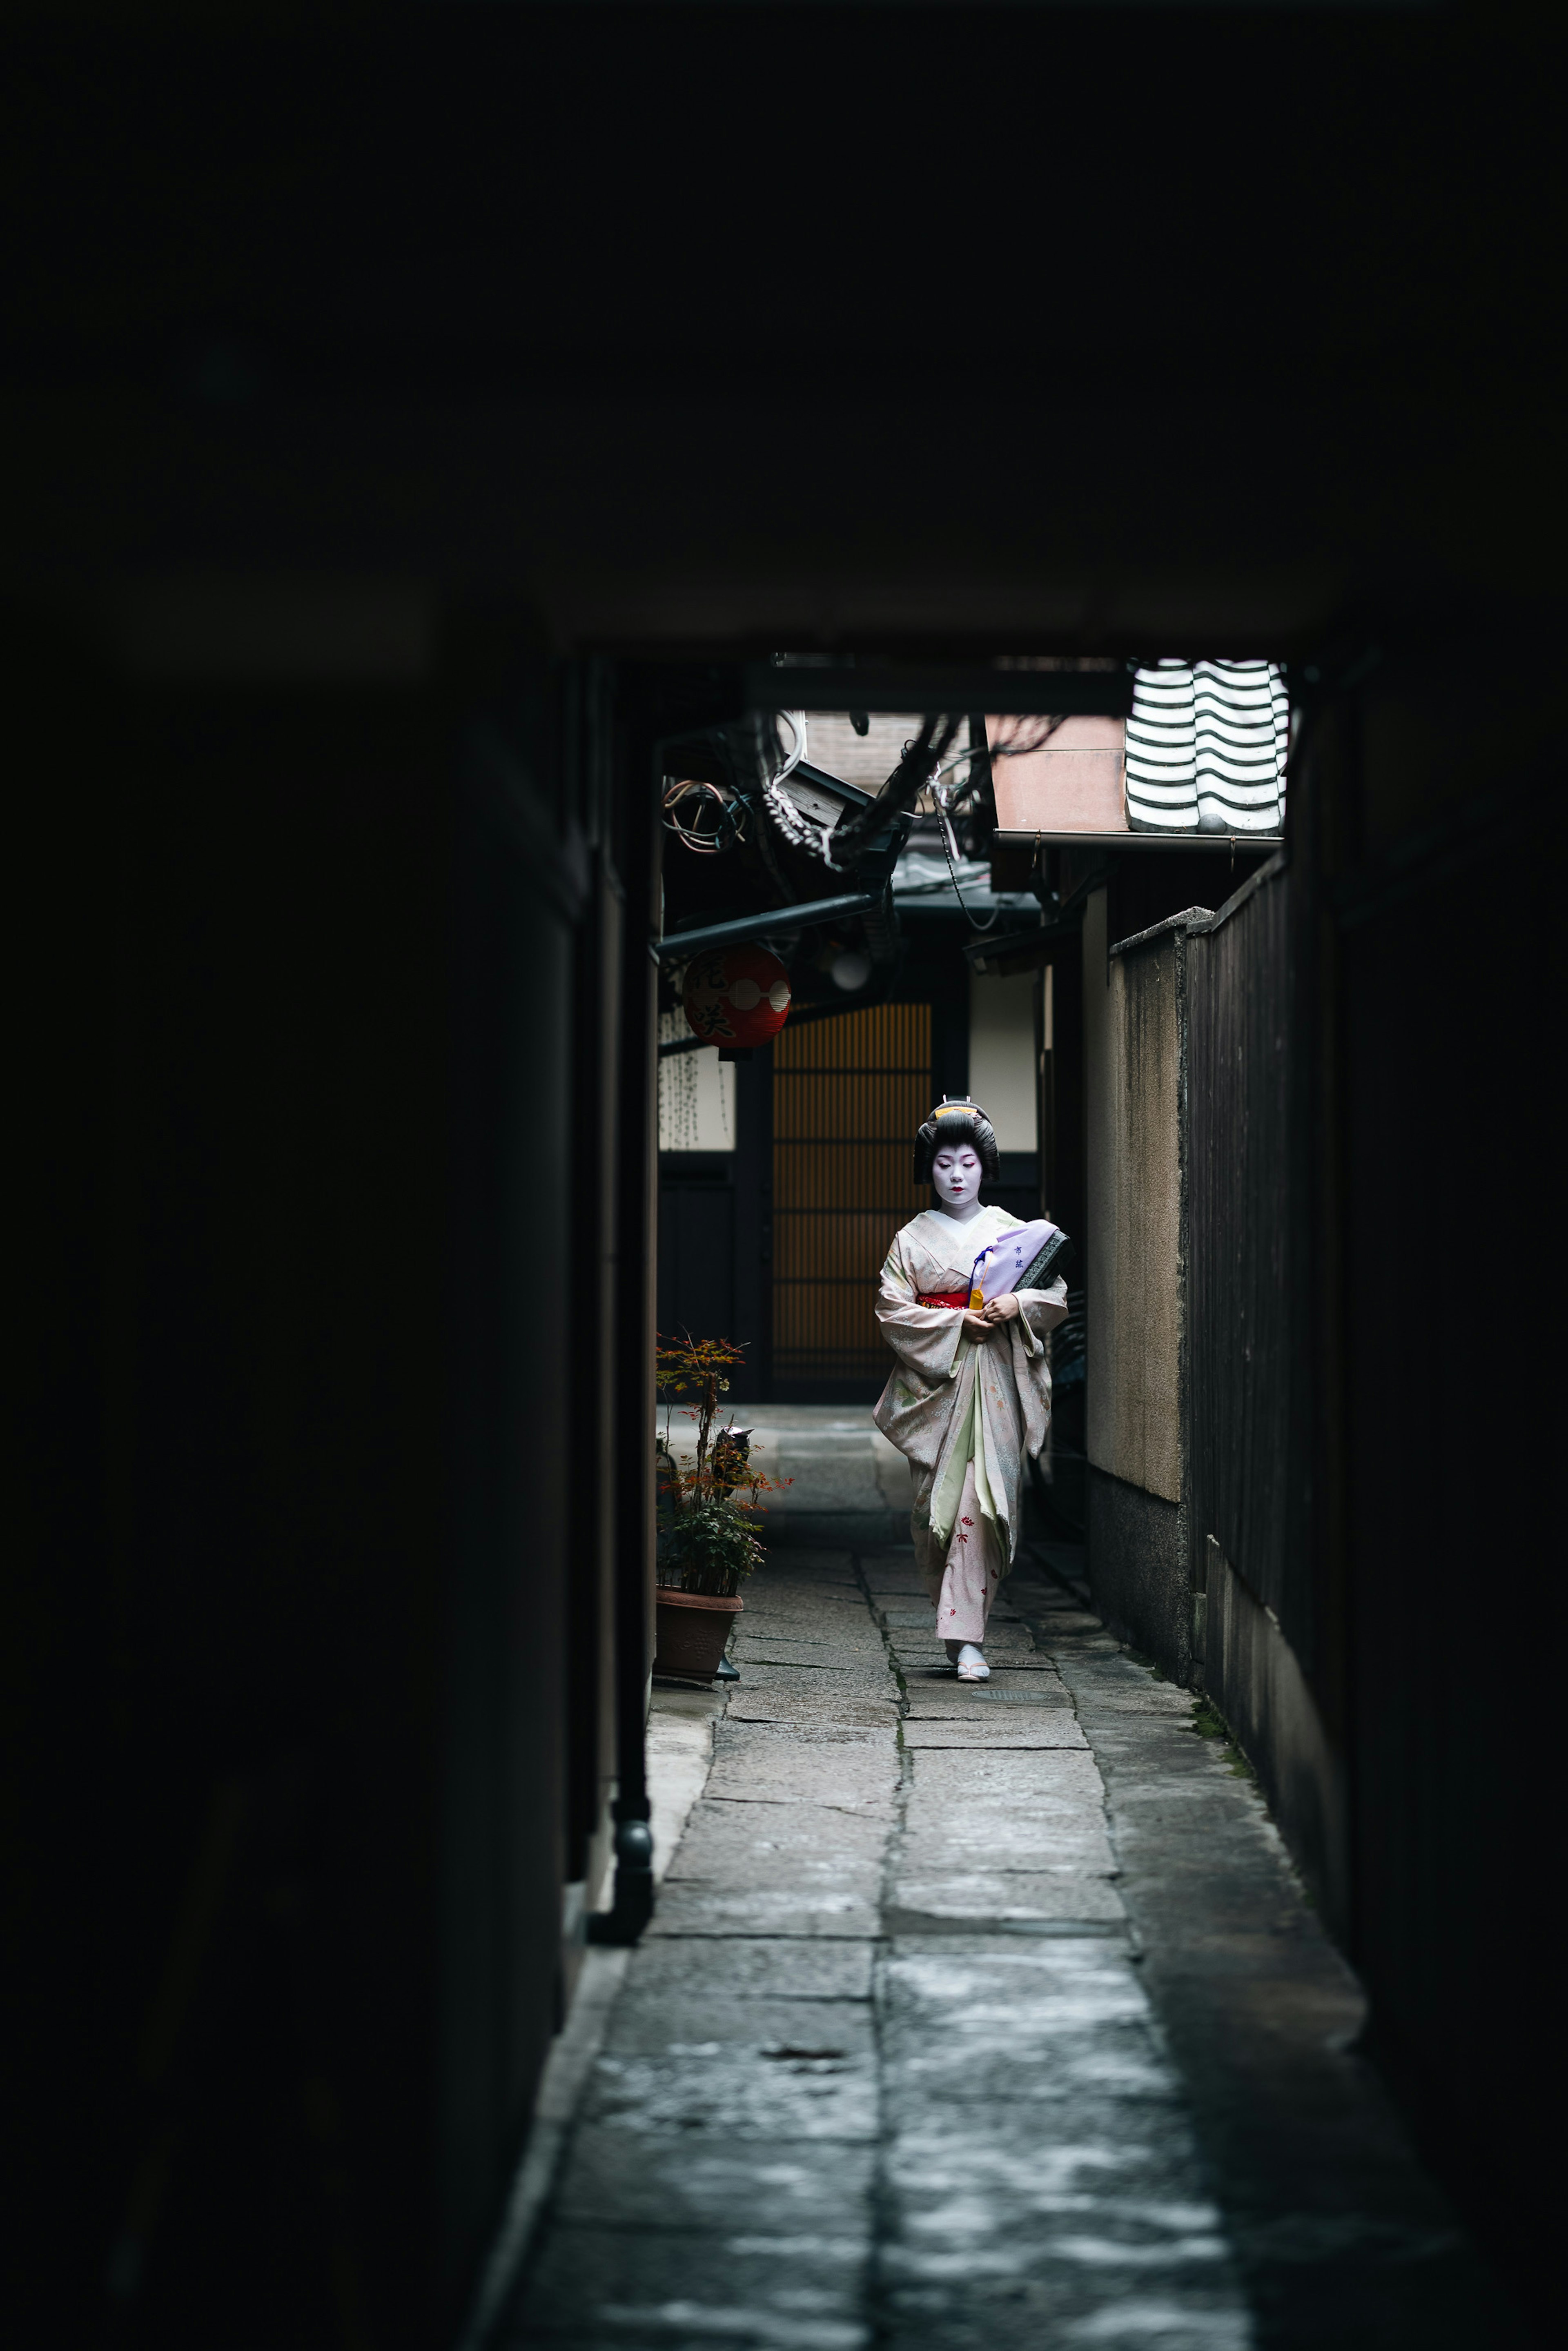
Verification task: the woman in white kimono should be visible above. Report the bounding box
[873,1100,1069,1681]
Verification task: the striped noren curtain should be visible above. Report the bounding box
[1125,659,1289,835]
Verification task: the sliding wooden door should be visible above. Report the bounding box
[771,1003,932,1394]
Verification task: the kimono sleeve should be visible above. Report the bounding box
[876,1229,966,1382]
[1012,1275,1070,1359]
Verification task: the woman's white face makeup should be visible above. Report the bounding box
[931,1144,983,1214]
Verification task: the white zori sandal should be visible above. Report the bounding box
[956,1644,990,1683]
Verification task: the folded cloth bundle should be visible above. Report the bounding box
[969,1219,1069,1306]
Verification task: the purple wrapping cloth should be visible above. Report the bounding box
[973,1219,1060,1303]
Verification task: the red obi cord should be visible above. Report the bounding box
[919,1289,973,1309]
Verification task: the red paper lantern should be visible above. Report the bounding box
[682,946,792,1050]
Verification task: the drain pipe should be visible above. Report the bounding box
[589,1341,655,1949]
[590,719,659,1948]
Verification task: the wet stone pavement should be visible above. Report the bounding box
[511,1449,1517,2350]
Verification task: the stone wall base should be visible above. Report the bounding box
[1087,1466,1190,1684]
[1204,1540,1350,1937]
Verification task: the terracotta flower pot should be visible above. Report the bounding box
[654,1588,744,1685]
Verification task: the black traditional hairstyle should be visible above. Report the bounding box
[913,1098,1000,1188]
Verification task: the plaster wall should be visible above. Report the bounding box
[989,714,1126,833]
[1084,890,1182,1504]
[657,1014,735,1151]
[969,969,1038,1150]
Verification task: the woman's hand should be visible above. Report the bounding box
[960,1309,992,1341]
[981,1292,1021,1326]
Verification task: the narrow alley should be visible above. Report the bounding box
[13,17,1560,2332]
[508,1420,1503,2351]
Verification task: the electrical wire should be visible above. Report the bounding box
[771,709,807,789]
[829,713,962,865]
[661,779,747,855]
[932,781,1003,933]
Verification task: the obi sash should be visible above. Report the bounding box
[919,1287,980,1310]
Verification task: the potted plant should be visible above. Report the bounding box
[654,1333,784,1684]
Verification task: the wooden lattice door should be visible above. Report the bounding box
[771,1002,933,1390]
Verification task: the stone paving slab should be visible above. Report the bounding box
[904,1775,1109,1830]
[647,1885,884,1940]
[899,1796,1113,1850]
[886,2105,1227,2202]
[898,1847,1117,1892]
[738,1590,873,1617]
[602,1988,874,2060]
[902,1687,1076,1715]
[742,1590,886,1618]
[907,1745,1107,1800]
[664,1808,888,1909]
[703,1743,900,1818]
[898,1822,1117,1876]
[882,1936,1165,2046]
[751,1551,860,1579]
[726,1685,896,1712]
[584,2039,879,2142]
[552,2127,878,2232]
[886,1599,1025,1621]
[719,1711,902,1749]
[889,1872,1127,1924]
[900,1718,1090,1750]
[882,2043,1180,2116]
[728,1656,894,1685]
[893,1806,1114,1862]
[742,1582,869,1608]
[741,1603,889,1628]
[899,1659,1062,1680]
[880,2270,1248,2351]
[612,1935,877,2004]
[733,1636,884,1655]
[517,2220,870,2347]
[736,1633,890,1659]
[719,1694,900,1733]
[1069,1687,1200,1718]
[878,1615,1034,1650]
[890,1660,1048,1683]
[736,1634,891,1661]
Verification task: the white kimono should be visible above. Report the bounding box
[873,1205,1068,1637]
